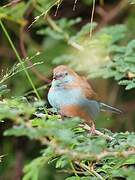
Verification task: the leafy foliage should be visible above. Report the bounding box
[43,22,135,90]
[0,93,133,179]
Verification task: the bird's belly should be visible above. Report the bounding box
[48,88,82,110]
[48,88,100,119]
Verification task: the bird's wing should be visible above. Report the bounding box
[79,76,100,101]
[64,75,99,101]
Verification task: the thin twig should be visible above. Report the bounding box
[28,1,60,29]
[0,155,6,162]
[89,0,96,39]
[55,0,62,16]
[75,161,105,180]
[3,0,21,7]
[73,0,78,11]
[70,161,80,180]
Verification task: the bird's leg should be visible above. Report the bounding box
[89,121,96,135]
[80,123,114,141]
[59,111,70,120]
[80,122,96,135]
[60,114,65,120]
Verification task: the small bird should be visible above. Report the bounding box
[48,65,121,133]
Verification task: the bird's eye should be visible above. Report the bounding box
[65,72,68,76]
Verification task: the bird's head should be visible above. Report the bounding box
[52,65,77,87]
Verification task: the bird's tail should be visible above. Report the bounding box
[100,102,122,114]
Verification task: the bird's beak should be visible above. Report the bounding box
[53,75,57,80]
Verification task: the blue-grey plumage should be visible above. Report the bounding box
[48,86,82,111]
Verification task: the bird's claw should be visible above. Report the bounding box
[89,123,96,135]
[79,123,96,135]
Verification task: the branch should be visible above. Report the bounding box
[96,0,129,29]
[38,136,135,162]
[75,161,105,180]
[0,155,5,162]
[80,124,114,141]
[3,0,21,8]
[14,151,24,180]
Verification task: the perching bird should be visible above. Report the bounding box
[48,65,121,133]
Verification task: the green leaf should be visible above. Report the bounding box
[127,134,135,147]
[23,156,48,180]
[56,155,69,168]
[0,84,10,96]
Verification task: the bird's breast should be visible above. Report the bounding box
[48,87,82,110]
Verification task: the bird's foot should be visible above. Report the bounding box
[80,123,96,135]
[89,123,96,135]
